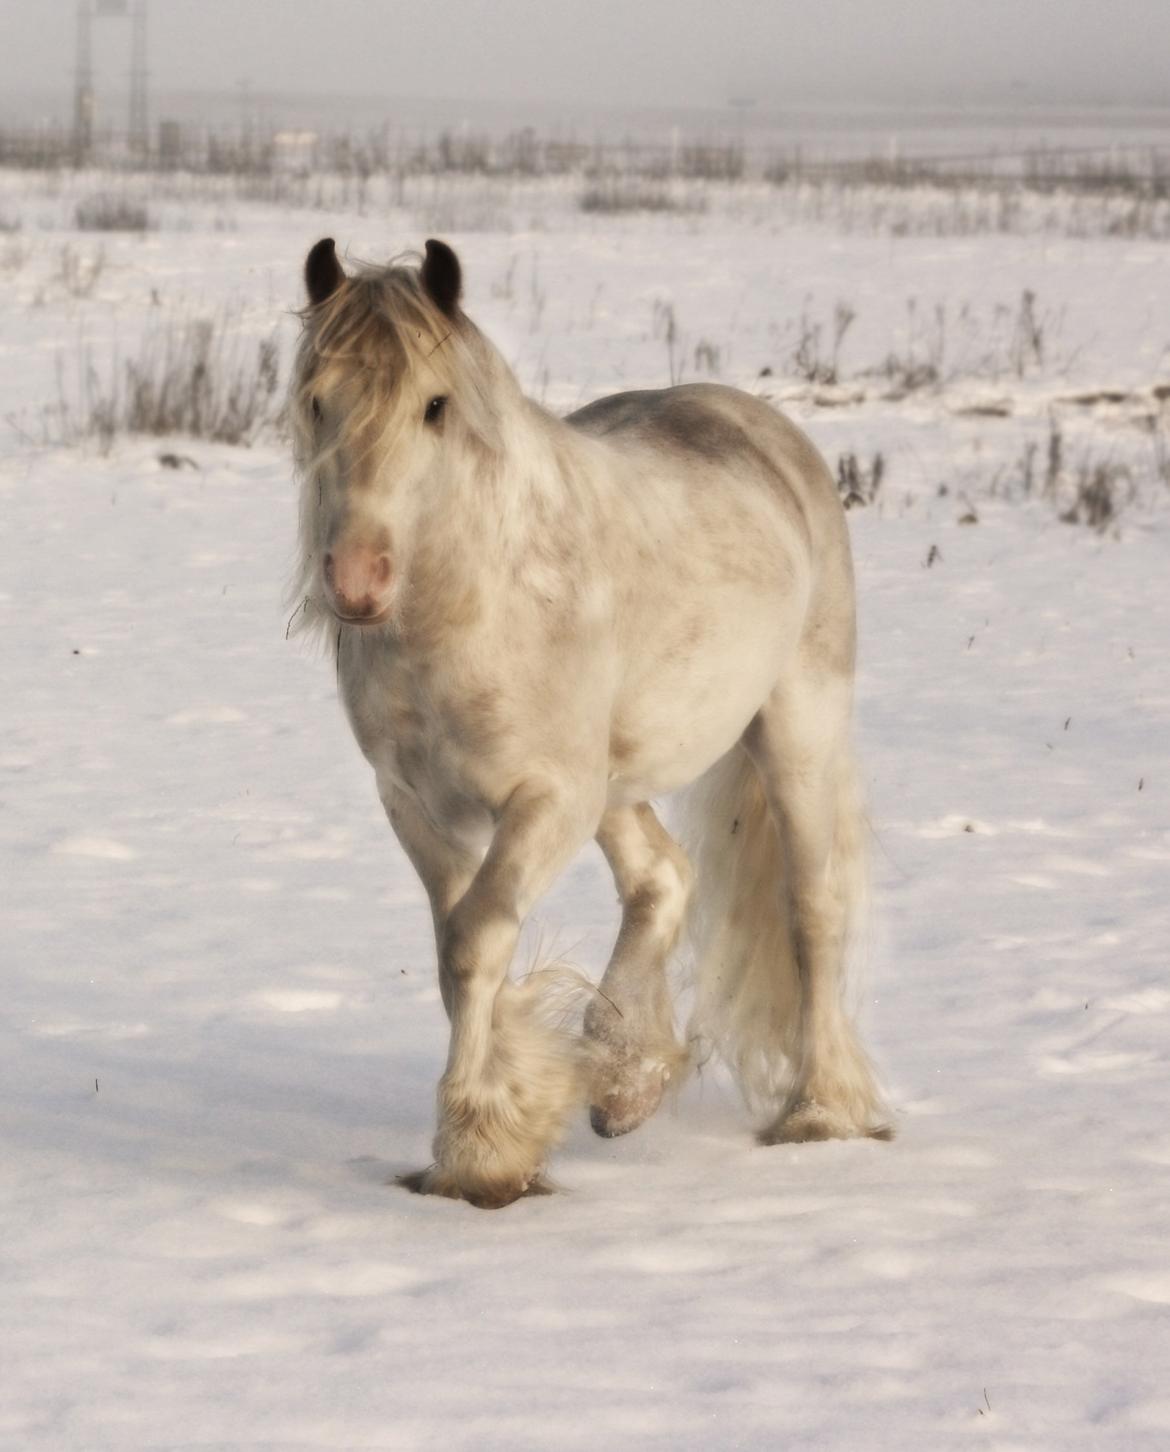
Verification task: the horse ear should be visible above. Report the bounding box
[421,238,462,317]
[305,237,344,307]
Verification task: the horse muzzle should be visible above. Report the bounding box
[323,546,395,625]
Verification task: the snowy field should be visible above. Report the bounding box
[3,165,1169,1448]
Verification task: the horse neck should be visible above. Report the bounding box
[428,395,613,566]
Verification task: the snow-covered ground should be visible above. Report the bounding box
[2,169,1169,1449]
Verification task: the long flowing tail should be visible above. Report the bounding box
[682,742,886,1132]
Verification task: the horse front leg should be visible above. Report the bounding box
[421,778,604,1208]
[379,783,480,949]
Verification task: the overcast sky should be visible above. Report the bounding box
[2,0,1168,113]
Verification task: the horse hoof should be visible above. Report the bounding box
[760,1105,838,1144]
[397,1165,555,1208]
[462,1180,528,1210]
[589,1064,668,1139]
[590,1102,642,1138]
[759,1098,895,1145]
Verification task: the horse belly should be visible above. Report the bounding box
[610,602,790,800]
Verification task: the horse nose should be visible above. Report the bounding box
[323,547,394,621]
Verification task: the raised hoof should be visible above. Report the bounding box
[584,996,682,1141]
[397,1165,556,1209]
[589,1069,668,1138]
[759,1098,895,1146]
[587,1032,676,1138]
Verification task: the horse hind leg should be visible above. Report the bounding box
[585,804,692,1138]
[743,675,891,1145]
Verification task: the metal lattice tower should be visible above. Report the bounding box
[73,1,95,164]
[73,0,150,163]
[128,1,149,158]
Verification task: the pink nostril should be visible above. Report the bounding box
[323,545,393,618]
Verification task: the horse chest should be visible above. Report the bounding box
[338,643,507,838]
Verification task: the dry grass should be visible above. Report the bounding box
[579,180,706,215]
[1057,459,1133,531]
[837,452,885,509]
[53,312,281,451]
[75,192,152,232]
[57,244,105,299]
[789,303,856,386]
[774,291,1063,395]
[967,417,1142,532]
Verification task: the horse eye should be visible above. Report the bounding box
[310,396,322,422]
[424,395,448,425]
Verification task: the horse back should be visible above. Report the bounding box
[567,383,843,553]
[568,383,856,687]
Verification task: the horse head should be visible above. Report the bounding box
[290,238,505,633]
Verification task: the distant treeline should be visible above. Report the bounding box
[1,121,1168,198]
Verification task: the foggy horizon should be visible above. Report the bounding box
[2,0,1170,128]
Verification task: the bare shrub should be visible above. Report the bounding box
[693,339,721,374]
[434,129,491,174]
[491,254,518,302]
[579,180,705,215]
[1045,418,1064,494]
[872,292,1060,393]
[1059,461,1131,531]
[652,299,681,384]
[1010,290,1045,377]
[56,313,281,450]
[870,299,945,395]
[837,451,885,509]
[789,302,855,385]
[57,244,105,298]
[75,192,152,232]
[977,420,1135,530]
[1150,416,1170,490]
[959,290,1062,380]
[528,254,546,334]
[1017,440,1040,495]
[678,143,744,181]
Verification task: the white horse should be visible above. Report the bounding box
[289,237,890,1208]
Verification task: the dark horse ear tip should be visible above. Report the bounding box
[421,238,462,316]
[305,237,344,306]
